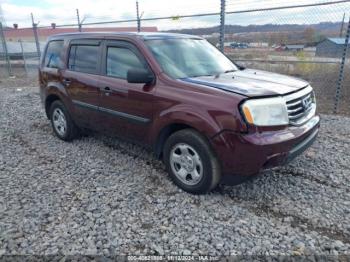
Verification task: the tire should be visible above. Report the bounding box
[163,129,221,194]
[49,100,79,141]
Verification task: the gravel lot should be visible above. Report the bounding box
[0,79,350,257]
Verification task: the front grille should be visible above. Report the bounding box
[284,86,316,125]
[287,93,312,120]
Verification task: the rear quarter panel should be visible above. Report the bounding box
[39,37,75,119]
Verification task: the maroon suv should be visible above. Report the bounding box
[39,32,320,194]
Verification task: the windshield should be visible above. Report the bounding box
[145,38,238,79]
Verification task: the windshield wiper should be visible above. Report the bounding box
[190,74,216,78]
[223,69,236,73]
[214,69,236,78]
[190,70,236,78]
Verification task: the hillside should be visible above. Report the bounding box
[166,22,344,45]
[166,22,343,35]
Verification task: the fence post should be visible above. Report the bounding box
[76,9,82,32]
[219,0,226,52]
[334,16,350,113]
[19,39,28,76]
[0,22,12,76]
[31,13,41,58]
[136,1,141,32]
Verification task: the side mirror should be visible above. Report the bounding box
[127,69,154,84]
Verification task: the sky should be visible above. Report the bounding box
[0,0,349,30]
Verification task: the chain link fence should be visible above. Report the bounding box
[0,0,349,114]
[223,0,350,114]
[0,26,42,78]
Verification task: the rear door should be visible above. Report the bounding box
[61,39,102,129]
[98,40,155,143]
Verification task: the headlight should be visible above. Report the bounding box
[241,97,289,126]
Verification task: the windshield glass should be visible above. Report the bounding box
[145,38,238,79]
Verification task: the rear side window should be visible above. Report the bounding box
[68,45,99,74]
[44,40,64,69]
[106,47,148,79]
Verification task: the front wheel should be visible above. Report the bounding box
[163,129,221,194]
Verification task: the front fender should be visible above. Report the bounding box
[150,104,223,144]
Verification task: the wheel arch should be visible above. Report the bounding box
[45,94,61,119]
[153,120,220,159]
[152,106,223,159]
[154,123,195,159]
[44,83,71,119]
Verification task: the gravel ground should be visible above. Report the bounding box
[0,81,350,257]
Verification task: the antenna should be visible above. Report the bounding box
[0,1,7,27]
[339,13,345,37]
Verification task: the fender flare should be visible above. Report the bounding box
[151,105,223,157]
[44,82,73,118]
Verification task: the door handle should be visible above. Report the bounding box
[101,86,113,93]
[101,86,113,96]
[100,86,128,97]
[63,78,71,85]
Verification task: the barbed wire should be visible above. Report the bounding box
[1,0,349,31]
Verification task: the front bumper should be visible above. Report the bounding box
[211,115,320,176]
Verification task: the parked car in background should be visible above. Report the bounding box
[39,32,319,194]
[230,42,249,49]
[274,45,286,51]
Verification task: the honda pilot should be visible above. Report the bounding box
[39,32,320,194]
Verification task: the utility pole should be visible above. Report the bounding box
[0,21,12,76]
[334,16,350,113]
[136,1,141,32]
[76,9,82,32]
[340,13,345,37]
[31,13,41,58]
[219,0,226,52]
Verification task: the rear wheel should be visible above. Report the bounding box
[163,129,221,194]
[49,100,79,141]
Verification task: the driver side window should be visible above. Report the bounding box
[106,47,147,79]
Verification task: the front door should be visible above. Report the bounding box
[98,40,155,143]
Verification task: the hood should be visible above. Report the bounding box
[180,69,309,97]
